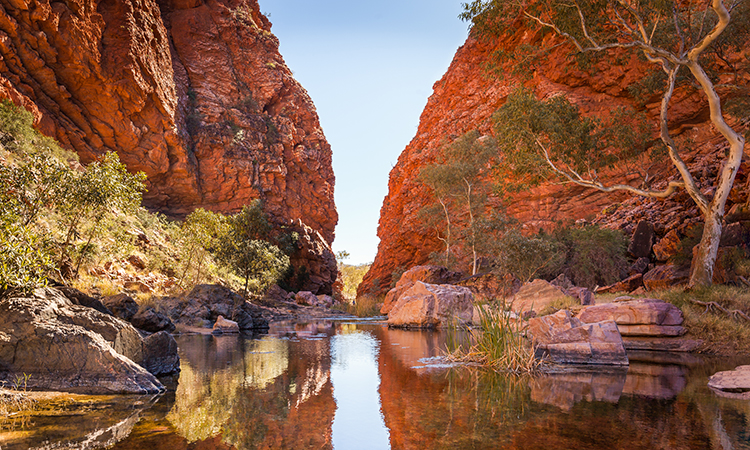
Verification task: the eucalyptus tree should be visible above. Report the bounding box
[463,0,748,287]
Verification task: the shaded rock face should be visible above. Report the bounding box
[0,0,337,293]
[162,284,269,331]
[387,281,474,329]
[0,288,164,394]
[360,18,748,296]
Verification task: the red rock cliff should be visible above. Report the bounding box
[0,0,337,293]
[360,21,748,296]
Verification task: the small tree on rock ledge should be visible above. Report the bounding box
[464,0,748,288]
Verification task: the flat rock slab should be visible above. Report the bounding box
[579,299,683,326]
[708,365,750,399]
[617,324,687,337]
[621,337,703,352]
[530,311,628,366]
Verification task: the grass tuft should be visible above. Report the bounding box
[447,302,543,374]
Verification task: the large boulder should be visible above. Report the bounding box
[141,331,180,376]
[579,298,683,326]
[578,298,686,337]
[642,265,689,291]
[102,294,140,322]
[511,279,575,314]
[653,230,681,262]
[131,306,175,333]
[528,310,628,365]
[162,284,269,331]
[387,281,474,328]
[381,265,462,314]
[628,220,655,258]
[0,289,164,394]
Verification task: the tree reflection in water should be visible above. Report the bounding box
[31,321,750,450]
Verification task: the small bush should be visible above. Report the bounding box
[495,229,564,282]
[547,225,628,288]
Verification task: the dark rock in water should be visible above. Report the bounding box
[628,220,655,258]
[141,331,180,376]
[162,284,269,331]
[0,288,164,394]
[58,286,112,315]
[131,306,175,333]
[102,294,140,322]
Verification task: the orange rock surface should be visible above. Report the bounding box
[360,22,748,296]
[0,0,337,293]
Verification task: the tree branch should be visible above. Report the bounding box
[534,137,685,199]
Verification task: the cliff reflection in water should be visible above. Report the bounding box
[166,322,337,449]
[98,321,750,450]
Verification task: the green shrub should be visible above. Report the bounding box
[548,225,628,288]
[494,229,564,282]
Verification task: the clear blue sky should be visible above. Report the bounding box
[262,1,469,265]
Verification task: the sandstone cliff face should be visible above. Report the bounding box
[0,0,337,293]
[360,23,748,296]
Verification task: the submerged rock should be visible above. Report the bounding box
[387,281,473,329]
[0,288,165,394]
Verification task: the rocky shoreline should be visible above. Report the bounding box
[0,284,351,395]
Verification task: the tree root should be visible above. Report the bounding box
[690,298,750,323]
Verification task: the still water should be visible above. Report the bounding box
[3,318,750,449]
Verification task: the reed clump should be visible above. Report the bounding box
[447,303,543,374]
[1,373,37,430]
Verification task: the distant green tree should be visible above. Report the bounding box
[178,208,228,288]
[462,0,748,288]
[419,131,499,274]
[216,201,290,296]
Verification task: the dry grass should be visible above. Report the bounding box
[659,285,750,355]
[334,295,383,317]
[1,374,37,430]
[447,304,543,374]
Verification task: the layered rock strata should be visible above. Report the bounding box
[0,0,337,293]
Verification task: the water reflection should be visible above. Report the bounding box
[6,321,750,449]
[331,330,390,449]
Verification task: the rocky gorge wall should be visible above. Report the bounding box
[0,0,337,293]
[360,20,749,296]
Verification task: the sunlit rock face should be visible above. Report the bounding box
[360,24,748,296]
[0,0,337,293]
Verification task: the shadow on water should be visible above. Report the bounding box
[4,320,750,449]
